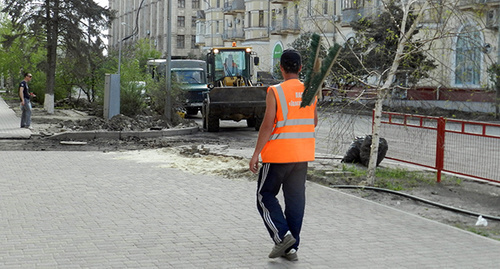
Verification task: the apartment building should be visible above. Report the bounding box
[109,0,202,58]
[403,0,500,102]
[108,0,350,75]
[108,0,500,102]
[197,0,351,77]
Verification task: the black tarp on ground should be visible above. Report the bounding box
[341,135,388,167]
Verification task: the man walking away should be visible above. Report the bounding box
[249,49,318,261]
[19,73,33,130]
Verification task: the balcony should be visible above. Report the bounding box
[270,0,293,3]
[458,0,500,10]
[282,24,300,34]
[222,29,245,41]
[342,8,366,25]
[270,23,284,35]
[196,35,206,45]
[270,19,300,35]
[196,10,205,20]
[223,0,245,15]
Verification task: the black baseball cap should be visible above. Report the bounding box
[280,49,301,69]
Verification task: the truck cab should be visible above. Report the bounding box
[147,59,209,115]
[206,46,258,87]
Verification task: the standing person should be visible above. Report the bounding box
[249,49,318,261]
[19,73,34,130]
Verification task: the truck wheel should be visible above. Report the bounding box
[254,116,263,131]
[205,113,220,132]
[186,108,198,116]
[246,117,256,128]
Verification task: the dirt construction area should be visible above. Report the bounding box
[2,98,500,242]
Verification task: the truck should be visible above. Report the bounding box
[147,59,208,115]
[202,45,268,132]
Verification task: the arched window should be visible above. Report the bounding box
[455,25,481,86]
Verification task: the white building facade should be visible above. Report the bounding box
[108,0,500,100]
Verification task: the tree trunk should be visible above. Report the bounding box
[366,0,428,185]
[367,88,386,183]
[496,79,500,119]
[44,0,59,114]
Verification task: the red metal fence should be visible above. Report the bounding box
[375,111,500,183]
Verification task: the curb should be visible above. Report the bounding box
[48,126,199,141]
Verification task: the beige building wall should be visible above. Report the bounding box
[108,0,500,90]
[417,1,499,89]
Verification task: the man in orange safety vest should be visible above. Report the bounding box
[249,49,318,261]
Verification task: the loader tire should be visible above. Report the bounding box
[205,113,220,132]
[247,118,256,128]
[186,107,198,116]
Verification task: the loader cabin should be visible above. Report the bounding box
[206,43,259,87]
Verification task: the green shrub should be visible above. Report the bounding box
[120,82,147,117]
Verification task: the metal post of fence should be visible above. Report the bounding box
[435,117,446,182]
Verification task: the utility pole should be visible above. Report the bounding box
[165,0,173,122]
[496,6,500,119]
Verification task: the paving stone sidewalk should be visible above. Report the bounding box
[0,95,31,139]
[1,150,499,268]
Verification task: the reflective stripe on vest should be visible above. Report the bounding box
[271,132,315,140]
[271,84,315,140]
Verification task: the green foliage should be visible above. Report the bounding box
[340,165,452,191]
[144,76,183,117]
[456,224,492,238]
[133,39,163,74]
[2,0,114,109]
[301,33,342,107]
[0,18,46,98]
[273,62,283,80]
[342,164,367,177]
[113,39,164,116]
[120,82,147,117]
[302,34,322,96]
[145,77,168,115]
[289,32,328,81]
[334,0,436,90]
[487,63,500,88]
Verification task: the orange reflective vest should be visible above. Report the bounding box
[261,79,316,163]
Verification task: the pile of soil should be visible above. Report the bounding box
[61,114,170,132]
[1,95,196,135]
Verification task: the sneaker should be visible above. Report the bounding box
[26,126,34,130]
[282,248,298,261]
[268,233,296,258]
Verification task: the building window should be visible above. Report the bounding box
[178,0,185,8]
[323,0,328,15]
[216,20,220,34]
[216,0,220,8]
[294,4,299,28]
[248,11,252,27]
[343,0,364,10]
[259,10,264,27]
[192,16,197,27]
[178,16,185,27]
[177,35,185,49]
[192,0,200,9]
[191,35,197,49]
[455,25,481,86]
